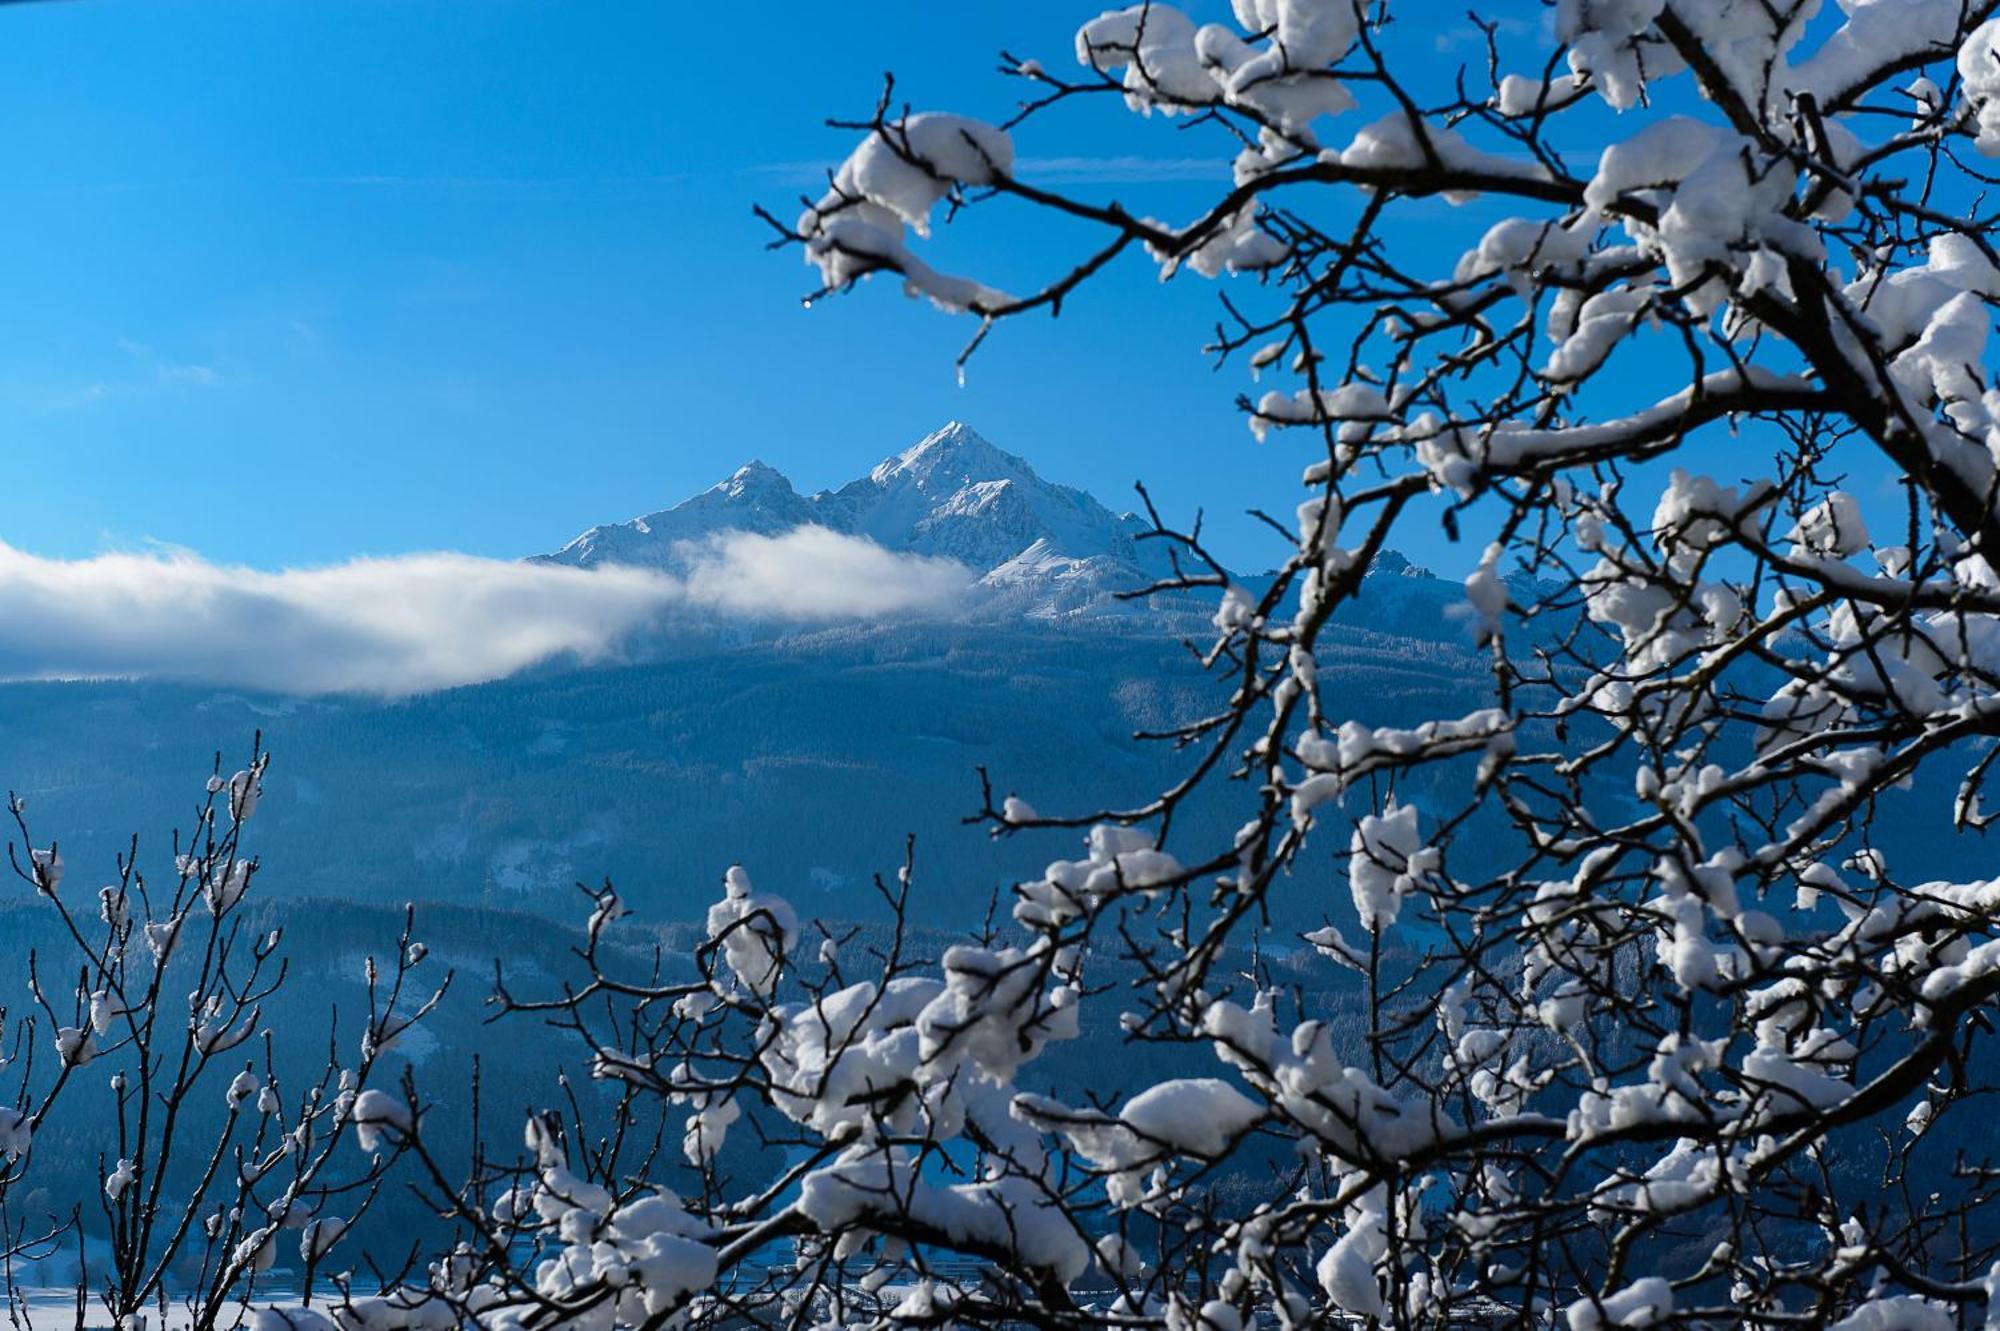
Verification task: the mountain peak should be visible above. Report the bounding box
[910,419,984,456]
[714,459,796,498]
[1368,549,1435,579]
[873,420,1034,488]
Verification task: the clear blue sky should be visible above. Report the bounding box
[0,0,1547,574]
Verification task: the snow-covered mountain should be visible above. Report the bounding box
[538,422,1174,616]
[534,419,1519,640]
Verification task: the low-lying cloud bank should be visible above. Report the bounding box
[0,528,969,696]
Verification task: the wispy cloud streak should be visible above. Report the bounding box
[743,155,1227,186]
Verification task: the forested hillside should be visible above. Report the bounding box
[0,614,1482,925]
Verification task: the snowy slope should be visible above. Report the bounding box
[819,422,1158,572]
[544,460,820,569]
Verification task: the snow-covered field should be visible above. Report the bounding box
[5,1290,245,1331]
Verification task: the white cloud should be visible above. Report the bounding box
[0,529,969,696]
[1012,155,1226,183]
[675,527,971,620]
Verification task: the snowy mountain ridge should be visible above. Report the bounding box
[535,420,1497,637]
[537,422,1173,616]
